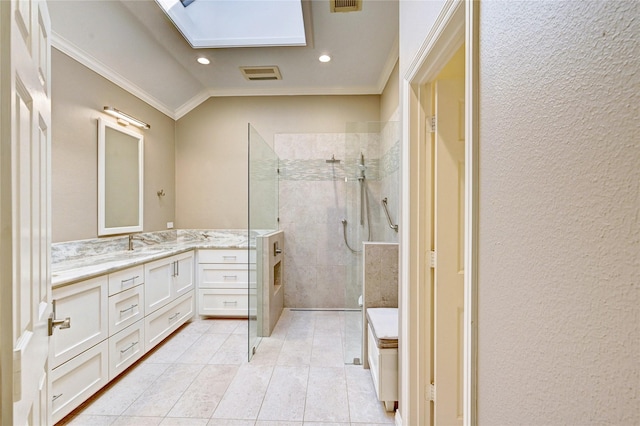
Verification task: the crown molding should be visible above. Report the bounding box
[53,31,396,122]
[52,32,177,119]
[174,90,212,120]
[173,85,385,119]
[377,34,399,93]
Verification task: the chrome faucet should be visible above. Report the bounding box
[128,234,135,251]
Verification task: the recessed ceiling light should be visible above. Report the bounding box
[319,54,331,63]
[197,57,210,65]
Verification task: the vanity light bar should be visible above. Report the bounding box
[103,106,150,130]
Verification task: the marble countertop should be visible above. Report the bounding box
[51,229,266,288]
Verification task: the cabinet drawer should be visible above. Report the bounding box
[198,249,254,264]
[198,264,251,289]
[145,291,194,352]
[109,285,145,335]
[51,276,109,368]
[109,321,145,381]
[198,289,256,317]
[108,265,144,296]
[51,340,109,424]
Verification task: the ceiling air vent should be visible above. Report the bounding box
[240,66,282,81]
[330,0,362,13]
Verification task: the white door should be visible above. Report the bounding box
[433,78,465,426]
[1,0,52,424]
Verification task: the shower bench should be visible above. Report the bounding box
[366,307,398,412]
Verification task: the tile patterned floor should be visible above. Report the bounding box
[59,309,396,426]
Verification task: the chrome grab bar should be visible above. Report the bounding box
[381,198,399,232]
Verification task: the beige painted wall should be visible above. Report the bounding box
[400,1,639,424]
[52,49,176,242]
[175,95,380,229]
[380,60,399,123]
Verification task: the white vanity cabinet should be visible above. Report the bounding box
[145,291,194,351]
[51,276,109,369]
[51,340,109,423]
[50,250,195,423]
[108,264,144,296]
[50,276,110,423]
[198,249,255,317]
[144,250,195,351]
[145,251,194,314]
[107,264,146,381]
[109,319,145,380]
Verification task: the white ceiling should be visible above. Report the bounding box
[48,0,399,119]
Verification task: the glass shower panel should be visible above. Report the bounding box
[342,121,400,365]
[248,124,279,361]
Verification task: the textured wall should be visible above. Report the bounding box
[478,1,639,423]
[52,50,176,242]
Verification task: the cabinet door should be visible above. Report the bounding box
[51,340,109,424]
[144,257,173,314]
[173,251,194,298]
[51,276,109,368]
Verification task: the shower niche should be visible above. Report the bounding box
[257,230,284,337]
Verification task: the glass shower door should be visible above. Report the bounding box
[248,124,279,360]
[342,121,400,365]
[342,122,372,365]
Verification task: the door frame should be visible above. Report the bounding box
[399,1,478,424]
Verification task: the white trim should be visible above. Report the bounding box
[207,85,387,98]
[404,0,464,83]
[174,90,211,120]
[463,1,479,425]
[376,34,400,93]
[175,83,393,119]
[401,0,479,424]
[97,117,144,236]
[52,33,177,119]
[53,30,397,121]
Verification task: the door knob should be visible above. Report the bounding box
[48,314,71,336]
[48,300,71,336]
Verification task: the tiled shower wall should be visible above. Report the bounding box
[275,127,399,309]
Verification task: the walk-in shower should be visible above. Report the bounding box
[271,121,400,366]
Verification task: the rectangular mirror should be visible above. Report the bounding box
[98,117,144,236]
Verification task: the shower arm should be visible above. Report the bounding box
[381,198,399,232]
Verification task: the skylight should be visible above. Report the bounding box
[155,0,307,48]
